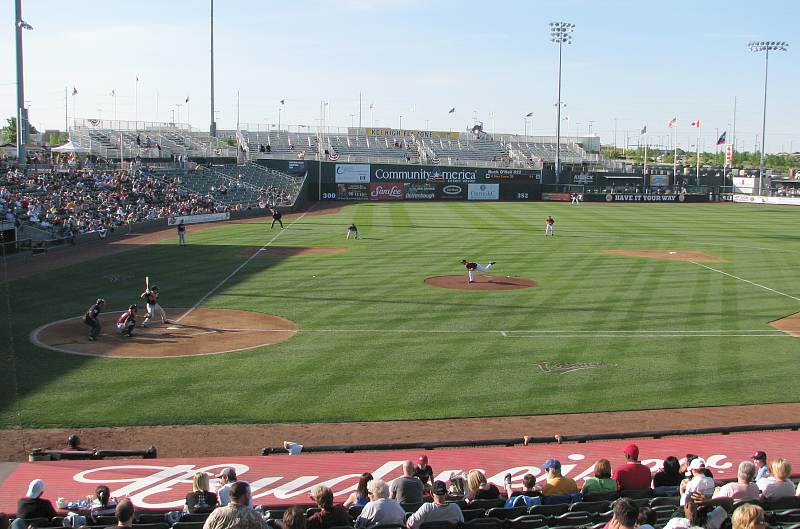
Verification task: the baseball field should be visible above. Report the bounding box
[2,201,800,430]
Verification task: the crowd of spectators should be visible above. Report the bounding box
[0,165,225,239]
[3,445,800,529]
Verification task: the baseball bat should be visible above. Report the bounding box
[146,276,150,291]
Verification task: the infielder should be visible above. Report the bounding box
[83,298,105,341]
[140,283,167,327]
[570,193,580,205]
[461,259,496,283]
[346,223,358,239]
[116,305,138,337]
[177,220,186,245]
[271,208,284,229]
[545,215,555,236]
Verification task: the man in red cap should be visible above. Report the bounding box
[414,455,434,491]
[613,443,652,492]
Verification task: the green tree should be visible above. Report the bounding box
[1,116,39,144]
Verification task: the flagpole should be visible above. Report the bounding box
[643,131,648,182]
[673,123,677,184]
[696,125,701,186]
[731,96,737,163]
[64,87,68,132]
[135,77,139,130]
[358,92,362,131]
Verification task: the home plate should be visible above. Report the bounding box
[669,251,677,255]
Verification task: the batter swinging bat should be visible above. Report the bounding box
[145,276,150,291]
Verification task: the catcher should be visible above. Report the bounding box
[116,305,138,337]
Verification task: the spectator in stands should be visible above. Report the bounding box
[16,479,56,521]
[732,504,766,529]
[680,458,715,506]
[652,456,683,494]
[203,482,265,529]
[712,461,759,503]
[613,444,652,492]
[581,458,617,497]
[684,454,714,479]
[465,469,501,501]
[185,472,218,514]
[389,461,424,504]
[115,498,135,529]
[664,493,728,529]
[216,467,251,507]
[89,485,118,521]
[343,473,373,508]
[355,479,405,529]
[756,458,795,500]
[414,456,434,490]
[752,451,770,481]
[539,459,578,497]
[637,507,657,529]
[503,473,541,498]
[0,513,8,529]
[306,485,351,529]
[282,507,306,529]
[406,481,463,529]
[608,497,638,529]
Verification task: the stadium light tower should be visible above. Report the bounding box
[209,0,217,137]
[15,0,33,166]
[748,40,788,195]
[550,21,574,185]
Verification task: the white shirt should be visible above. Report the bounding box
[664,507,726,529]
[681,475,715,506]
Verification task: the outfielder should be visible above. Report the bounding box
[177,220,186,245]
[346,223,358,239]
[461,259,496,284]
[545,215,555,236]
[116,305,138,337]
[140,281,167,327]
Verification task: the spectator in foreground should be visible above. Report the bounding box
[89,485,118,520]
[466,469,501,501]
[757,458,795,501]
[414,456,434,490]
[216,467,251,507]
[282,507,306,529]
[652,456,683,494]
[713,461,760,503]
[306,485,351,529]
[637,507,657,529]
[16,479,56,521]
[581,458,617,496]
[203,482,265,529]
[664,495,727,529]
[752,451,770,481]
[608,497,639,529]
[406,481,463,529]
[115,498,135,529]
[732,504,766,529]
[355,479,405,529]
[185,472,218,514]
[680,458,715,506]
[342,472,373,508]
[540,459,578,497]
[613,444,652,492]
[389,461,423,504]
[504,473,541,498]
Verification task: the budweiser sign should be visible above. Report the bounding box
[369,183,404,201]
[1,431,796,513]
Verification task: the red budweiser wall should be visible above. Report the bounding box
[1,431,798,512]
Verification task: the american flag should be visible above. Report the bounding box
[716,131,727,145]
[691,120,701,128]
[431,157,440,166]
[667,117,677,128]
[640,125,647,135]
[328,148,340,161]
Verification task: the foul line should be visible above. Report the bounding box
[176,205,317,323]
[689,261,800,303]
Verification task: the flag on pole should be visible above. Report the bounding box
[448,107,455,114]
[369,103,374,110]
[110,89,115,96]
[716,131,727,145]
[72,87,78,95]
[667,117,677,128]
[640,125,647,135]
[280,99,285,105]
[185,96,190,103]
[526,112,534,117]
[136,76,139,82]
[690,120,701,128]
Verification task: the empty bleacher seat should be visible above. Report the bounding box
[486,507,528,520]
[569,501,611,514]
[463,517,503,529]
[529,504,570,518]
[419,522,459,529]
[549,512,593,527]
[460,509,486,522]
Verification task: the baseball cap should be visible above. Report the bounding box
[687,457,707,471]
[26,479,45,499]
[217,468,237,481]
[418,455,428,463]
[623,443,640,459]
[752,450,767,461]
[432,480,447,496]
[542,458,561,470]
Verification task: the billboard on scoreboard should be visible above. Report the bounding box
[335,164,370,183]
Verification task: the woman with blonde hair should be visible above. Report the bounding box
[466,470,500,502]
[184,472,218,513]
[756,459,795,500]
[732,503,766,529]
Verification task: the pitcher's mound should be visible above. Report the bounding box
[235,246,346,257]
[770,312,800,337]
[425,275,537,291]
[603,249,726,262]
[31,308,297,358]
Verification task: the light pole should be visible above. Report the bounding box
[399,115,403,130]
[550,21,574,184]
[525,112,533,138]
[748,40,789,195]
[15,0,33,165]
[210,0,216,136]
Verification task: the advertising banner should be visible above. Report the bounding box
[732,194,800,206]
[336,184,369,201]
[499,182,540,201]
[582,193,710,203]
[650,175,669,187]
[542,192,572,202]
[404,183,436,200]
[335,164,370,183]
[435,183,467,200]
[287,161,307,175]
[167,212,230,225]
[573,174,594,184]
[369,182,405,201]
[369,164,538,184]
[468,183,500,201]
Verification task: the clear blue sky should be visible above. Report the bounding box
[1,0,797,152]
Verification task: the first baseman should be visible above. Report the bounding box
[461,259,496,283]
[140,285,167,326]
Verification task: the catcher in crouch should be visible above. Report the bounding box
[461,259,496,284]
[140,281,167,327]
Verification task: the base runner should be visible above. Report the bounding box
[116,305,138,337]
[461,259,496,284]
[140,283,167,327]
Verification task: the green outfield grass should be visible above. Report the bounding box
[2,201,800,429]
